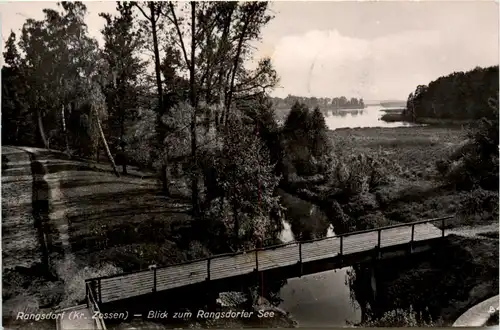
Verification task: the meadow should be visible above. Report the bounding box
[329,126,498,325]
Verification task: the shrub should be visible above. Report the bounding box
[343,193,379,218]
[441,97,499,191]
[360,306,435,327]
[458,189,499,220]
[356,211,394,230]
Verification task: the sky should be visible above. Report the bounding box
[1,1,499,101]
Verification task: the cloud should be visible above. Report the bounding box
[267,27,498,100]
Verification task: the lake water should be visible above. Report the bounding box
[324,105,414,130]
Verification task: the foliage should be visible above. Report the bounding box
[438,94,499,190]
[325,153,394,199]
[272,94,365,111]
[359,306,435,327]
[126,108,157,168]
[282,101,332,177]
[405,66,498,121]
[99,2,146,154]
[203,116,282,250]
[2,31,34,146]
[10,2,102,152]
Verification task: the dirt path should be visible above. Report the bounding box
[447,223,499,239]
[2,147,41,270]
[453,295,499,326]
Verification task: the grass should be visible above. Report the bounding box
[330,126,467,178]
[326,126,498,228]
[325,125,498,325]
[2,152,199,328]
[414,117,476,126]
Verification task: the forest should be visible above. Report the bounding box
[404,66,499,121]
[271,95,365,111]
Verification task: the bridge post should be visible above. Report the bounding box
[85,281,89,308]
[410,224,415,253]
[298,236,303,277]
[255,242,259,272]
[370,266,378,301]
[206,257,211,281]
[376,230,381,259]
[153,267,157,293]
[441,218,445,237]
[98,279,102,304]
[338,236,344,267]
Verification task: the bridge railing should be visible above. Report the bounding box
[87,215,454,304]
[86,281,107,329]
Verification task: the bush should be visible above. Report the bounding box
[359,306,435,327]
[356,211,394,230]
[126,108,157,168]
[343,193,379,218]
[458,189,499,220]
[441,99,499,191]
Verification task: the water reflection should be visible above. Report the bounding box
[278,212,361,326]
[324,106,415,130]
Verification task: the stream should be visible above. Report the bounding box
[278,199,361,327]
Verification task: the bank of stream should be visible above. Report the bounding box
[276,190,362,327]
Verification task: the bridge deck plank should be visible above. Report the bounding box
[96,222,444,304]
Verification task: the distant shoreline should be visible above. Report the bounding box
[380,112,475,126]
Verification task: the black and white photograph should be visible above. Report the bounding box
[1,1,499,329]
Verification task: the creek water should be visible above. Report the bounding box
[278,208,361,327]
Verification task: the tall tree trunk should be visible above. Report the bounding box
[216,5,234,129]
[93,105,120,178]
[225,17,251,127]
[150,3,170,195]
[120,116,127,175]
[233,199,239,248]
[61,104,70,155]
[190,1,199,216]
[36,108,49,149]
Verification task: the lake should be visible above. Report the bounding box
[323,105,415,130]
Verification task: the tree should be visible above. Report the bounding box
[100,2,146,174]
[162,1,277,215]
[405,66,498,121]
[310,106,330,157]
[204,116,282,250]
[2,31,33,145]
[18,2,100,152]
[133,1,170,193]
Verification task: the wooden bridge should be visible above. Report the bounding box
[85,215,454,310]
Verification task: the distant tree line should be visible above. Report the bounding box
[271,94,365,111]
[404,66,499,121]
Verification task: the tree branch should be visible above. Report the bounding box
[168,1,190,69]
[134,3,151,21]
